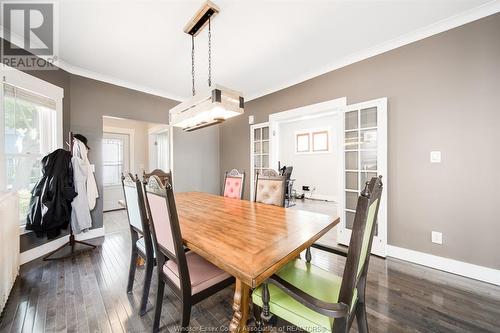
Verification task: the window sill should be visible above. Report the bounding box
[19,225,33,235]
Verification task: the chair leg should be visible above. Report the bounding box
[356,302,369,333]
[180,301,191,331]
[127,240,138,293]
[153,279,165,333]
[139,257,154,316]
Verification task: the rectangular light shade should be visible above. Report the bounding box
[169,84,244,131]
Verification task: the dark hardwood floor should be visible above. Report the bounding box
[1,210,500,333]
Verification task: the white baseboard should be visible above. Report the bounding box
[20,227,105,265]
[387,245,500,286]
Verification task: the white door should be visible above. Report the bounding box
[337,98,387,257]
[103,132,130,211]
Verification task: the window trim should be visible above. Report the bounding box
[295,127,332,154]
[295,133,310,153]
[1,66,64,228]
[312,130,329,152]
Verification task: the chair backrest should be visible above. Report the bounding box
[143,169,172,187]
[338,176,383,311]
[143,175,190,293]
[223,169,245,199]
[254,169,286,207]
[122,173,154,257]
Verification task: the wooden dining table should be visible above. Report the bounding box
[174,191,340,333]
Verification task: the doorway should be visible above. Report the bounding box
[268,97,387,257]
[102,116,170,234]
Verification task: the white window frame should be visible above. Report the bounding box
[1,66,64,229]
[294,127,332,155]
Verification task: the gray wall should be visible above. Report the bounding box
[70,75,221,231]
[220,13,500,269]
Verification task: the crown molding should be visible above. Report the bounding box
[57,60,184,102]
[245,0,500,101]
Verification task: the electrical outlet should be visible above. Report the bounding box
[430,151,441,163]
[312,186,316,191]
[431,231,442,245]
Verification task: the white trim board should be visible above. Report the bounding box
[20,227,105,265]
[387,245,500,286]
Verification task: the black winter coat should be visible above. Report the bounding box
[26,149,77,239]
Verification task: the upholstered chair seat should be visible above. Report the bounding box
[163,251,231,295]
[253,259,357,333]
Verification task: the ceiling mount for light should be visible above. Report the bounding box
[169,0,244,132]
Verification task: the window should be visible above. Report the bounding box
[1,73,63,225]
[312,131,329,152]
[296,129,330,153]
[102,138,124,186]
[296,133,310,153]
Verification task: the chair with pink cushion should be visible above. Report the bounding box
[222,168,245,199]
[143,175,234,333]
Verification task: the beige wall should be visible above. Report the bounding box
[220,14,500,269]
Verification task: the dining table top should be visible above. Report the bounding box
[174,191,340,288]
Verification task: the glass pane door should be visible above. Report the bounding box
[250,122,269,199]
[338,98,387,257]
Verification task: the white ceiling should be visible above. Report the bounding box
[56,0,498,101]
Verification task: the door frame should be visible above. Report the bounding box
[268,97,347,172]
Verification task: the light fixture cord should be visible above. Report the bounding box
[191,34,196,96]
[208,17,212,87]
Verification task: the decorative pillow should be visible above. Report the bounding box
[223,177,243,199]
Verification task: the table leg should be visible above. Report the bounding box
[229,279,250,333]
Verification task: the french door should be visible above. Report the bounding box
[337,98,387,257]
[250,122,270,200]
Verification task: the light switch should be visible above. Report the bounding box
[430,151,441,163]
[248,115,254,125]
[431,231,443,244]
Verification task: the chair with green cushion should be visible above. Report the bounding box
[252,176,383,333]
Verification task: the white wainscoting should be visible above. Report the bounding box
[387,245,500,286]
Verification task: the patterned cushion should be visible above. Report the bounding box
[256,179,284,206]
[163,251,231,295]
[223,177,243,199]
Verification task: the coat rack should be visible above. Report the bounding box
[43,131,96,261]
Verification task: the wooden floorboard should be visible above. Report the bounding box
[1,210,500,333]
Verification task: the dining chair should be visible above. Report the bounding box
[222,168,245,199]
[143,169,172,186]
[121,173,155,316]
[252,176,383,333]
[143,175,235,333]
[254,169,286,207]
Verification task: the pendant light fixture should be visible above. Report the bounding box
[169,1,244,132]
